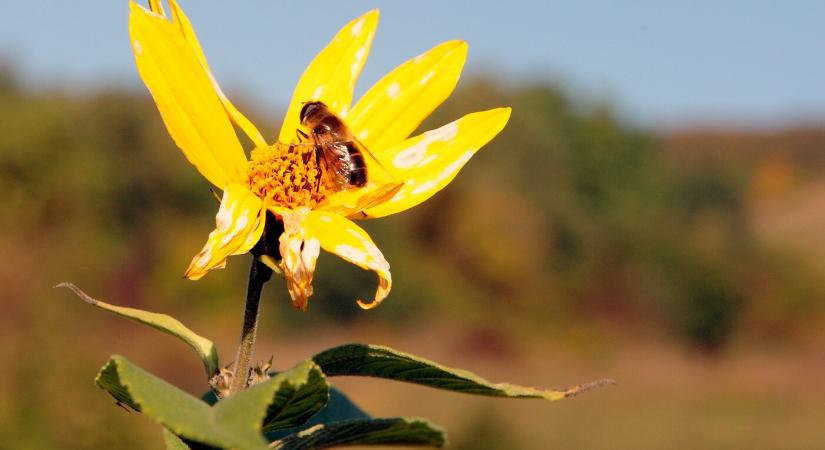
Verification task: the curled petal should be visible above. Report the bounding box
[277,207,321,311]
[274,208,390,310]
[184,185,265,279]
[349,40,468,151]
[129,1,248,187]
[366,107,512,218]
[305,211,391,309]
[278,10,379,143]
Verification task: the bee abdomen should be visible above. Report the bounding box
[345,142,368,187]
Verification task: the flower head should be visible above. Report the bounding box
[129,0,510,311]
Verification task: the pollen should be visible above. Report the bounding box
[247,143,328,209]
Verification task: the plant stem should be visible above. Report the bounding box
[229,257,272,394]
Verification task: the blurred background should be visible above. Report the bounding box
[2,1,824,449]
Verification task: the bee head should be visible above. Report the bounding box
[299,101,326,125]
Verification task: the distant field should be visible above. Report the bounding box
[751,180,825,273]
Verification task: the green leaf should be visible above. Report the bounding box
[265,387,370,441]
[313,344,614,400]
[296,387,370,425]
[162,428,191,450]
[271,418,445,450]
[95,355,268,450]
[96,356,329,450]
[260,360,330,432]
[58,282,219,378]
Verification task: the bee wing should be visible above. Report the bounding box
[317,181,404,219]
[351,136,397,184]
[319,142,357,191]
[320,137,401,217]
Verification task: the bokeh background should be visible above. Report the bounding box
[2,1,824,449]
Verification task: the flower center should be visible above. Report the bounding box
[247,143,328,209]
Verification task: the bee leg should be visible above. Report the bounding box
[296,129,309,141]
[314,146,322,194]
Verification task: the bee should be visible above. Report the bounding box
[296,101,402,217]
[299,101,368,191]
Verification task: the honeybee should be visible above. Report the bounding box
[297,101,402,217]
[299,101,368,191]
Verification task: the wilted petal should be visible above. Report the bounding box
[305,211,391,309]
[184,184,265,279]
[129,1,248,187]
[365,107,511,218]
[274,208,391,310]
[349,40,467,151]
[276,207,321,311]
[278,10,379,143]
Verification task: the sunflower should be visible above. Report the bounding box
[129,0,511,311]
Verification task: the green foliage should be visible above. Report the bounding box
[94,352,449,449]
[97,356,334,450]
[261,362,330,432]
[161,429,191,450]
[264,387,370,441]
[313,344,613,400]
[670,263,742,351]
[270,418,446,450]
[96,342,603,449]
[89,294,607,449]
[59,283,220,377]
[96,355,270,449]
[64,284,604,448]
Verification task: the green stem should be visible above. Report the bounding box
[229,257,272,395]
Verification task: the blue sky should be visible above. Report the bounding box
[2,0,823,128]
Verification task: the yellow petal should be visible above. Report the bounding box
[306,211,391,309]
[165,0,268,150]
[129,1,247,187]
[317,182,403,219]
[365,107,512,218]
[349,41,468,151]
[148,0,164,15]
[273,208,391,310]
[184,184,265,279]
[278,10,379,144]
[276,207,320,311]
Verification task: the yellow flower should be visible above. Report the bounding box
[128,0,511,311]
